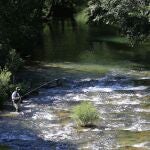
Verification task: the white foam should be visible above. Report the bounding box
[139,77,150,80]
[80,78,93,81]
[92,128,101,132]
[124,86,148,91]
[41,123,74,141]
[24,104,36,108]
[82,87,113,92]
[92,97,102,102]
[72,96,81,101]
[135,93,144,98]
[124,122,149,132]
[133,142,150,148]
[110,99,140,105]
[32,112,55,120]
[82,85,148,93]
[135,108,150,113]
[109,94,122,99]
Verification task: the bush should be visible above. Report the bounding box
[0,68,11,87]
[71,101,99,127]
[0,68,11,107]
[6,49,24,74]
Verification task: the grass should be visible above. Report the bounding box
[71,101,99,127]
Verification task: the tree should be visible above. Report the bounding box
[6,49,24,83]
[0,0,44,55]
[0,68,11,107]
[0,43,10,68]
[44,0,76,19]
[87,0,150,46]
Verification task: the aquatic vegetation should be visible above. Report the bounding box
[71,101,99,127]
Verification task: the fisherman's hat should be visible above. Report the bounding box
[16,87,20,91]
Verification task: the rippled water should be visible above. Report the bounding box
[0,71,149,150]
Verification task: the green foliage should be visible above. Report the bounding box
[0,43,10,68]
[0,69,11,107]
[0,0,44,54]
[0,69,29,107]
[6,49,24,74]
[0,68,11,87]
[71,101,99,126]
[87,0,150,46]
[9,82,29,96]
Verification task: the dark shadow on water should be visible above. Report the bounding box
[0,120,77,150]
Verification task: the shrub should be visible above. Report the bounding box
[0,68,11,87]
[71,101,99,127]
[0,68,11,107]
[5,49,24,83]
[6,49,24,74]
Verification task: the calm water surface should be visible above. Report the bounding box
[33,19,150,68]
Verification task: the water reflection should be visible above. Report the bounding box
[33,18,150,67]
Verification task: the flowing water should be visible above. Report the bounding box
[0,19,150,149]
[0,70,150,149]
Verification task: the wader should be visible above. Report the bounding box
[12,91,21,112]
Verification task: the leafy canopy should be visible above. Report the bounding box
[88,0,150,45]
[0,0,44,53]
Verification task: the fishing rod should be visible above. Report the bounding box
[21,78,63,99]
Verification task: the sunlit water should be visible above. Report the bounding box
[0,71,150,149]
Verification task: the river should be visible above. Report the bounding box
[0,18,150,150]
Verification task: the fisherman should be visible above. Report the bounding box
[11,87,21,112]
